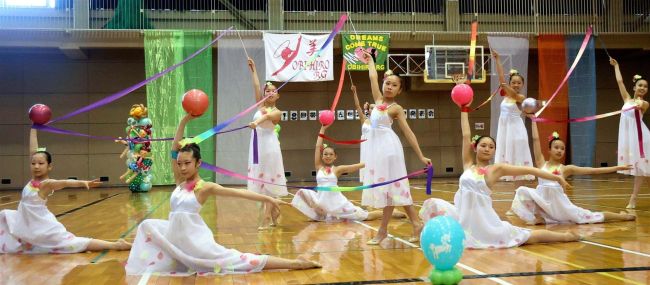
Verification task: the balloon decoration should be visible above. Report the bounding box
[420,216,466,285]
[116,104,154,193]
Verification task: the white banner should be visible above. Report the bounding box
[263,33,333,82]
[487,35,529,139]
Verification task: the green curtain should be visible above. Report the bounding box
[104,0,154,29]
[144,31,215,185]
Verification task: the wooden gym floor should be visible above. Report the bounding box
[0,176,648,285]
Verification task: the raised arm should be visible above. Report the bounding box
[200,182,289,209]
[248,58,263,103]
[314,125,329,170]
[29,128,38,156]
[39,179,101,198]
[493,164,571,190]
[351,85,368,123]
[563,164,632,177]
[364,52,383,103]
[249,109,282,128]
[334,163,365,177]
[492,50,506,85]
[171,114,195,184]
[394,106,431,166]
[610,58,631,102]
[529,117,546,168]
[460,111,474,169]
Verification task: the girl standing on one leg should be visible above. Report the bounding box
[492,50,534,183]
[610,58,650,209]
[247,58,288,228]
[361,52,431,245]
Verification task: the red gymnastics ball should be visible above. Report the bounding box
[182,89,209,116]
[319,110,335,126]
[28,104,52,125]
[450,84,474,108]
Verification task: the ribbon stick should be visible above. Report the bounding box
[48,27,234,124]
[318,134,366,145]
[191,14,348,145]
[634,108,645,158]
[535,26,592,117]
[252,129,259,164]
[426,166,434,195]
[471,87,501,112]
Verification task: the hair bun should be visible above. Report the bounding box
[384,70,394,77]
[509,69,519,76]
[633,74,644,83]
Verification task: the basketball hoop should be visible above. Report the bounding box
[452,73,467,85]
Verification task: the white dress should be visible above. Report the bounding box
[292,166,369,222]
[0,181,91,254]
[511,164,604,224]
[495,99,534,181]
[125,182,268,276]
[361,104,412,208]
[418,198,458,223]
[617,101,650,176]
[454,167,531,249]
[359,122,371,182]
[248,108,288,197]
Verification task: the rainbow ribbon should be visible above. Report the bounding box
[535,26,592,117]
[201,162,433,193]
[31,124,248,142]
[47,27,233,125]
[467,21,478,80]
[190,14,348,145]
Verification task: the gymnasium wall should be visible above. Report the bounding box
[0,47,647,189]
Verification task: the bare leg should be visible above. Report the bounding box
[263,256,321,270]
[627,176,644,209]
[365,210,406,221]
[524,230,580,245]
[402,205,423,242]
[257,202,271,230]
[367,206,393,245]
[85,239,132,251]
[603,211,636,222]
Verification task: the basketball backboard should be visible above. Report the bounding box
[424,45,486,83]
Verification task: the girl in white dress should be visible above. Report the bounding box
[247,58,288,229]
[510,118,636,224]
[0,129,131,254]
[421,107,580,249]
[492,50,534,182]
[351,84,372,183]
[610,58,650,209]
[292,124,406,222]
[360,52,431,245]
[125,114,320,275]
